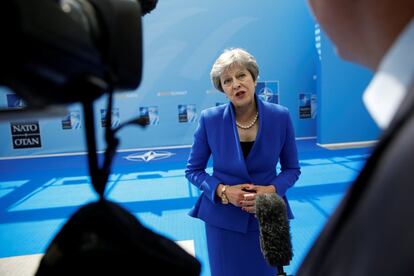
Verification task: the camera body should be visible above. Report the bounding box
[0,0,142,107]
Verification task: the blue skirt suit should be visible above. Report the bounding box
[185,95,300,276]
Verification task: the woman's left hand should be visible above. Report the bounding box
[239,185,276,213]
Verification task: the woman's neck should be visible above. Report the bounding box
[235,101,257,123]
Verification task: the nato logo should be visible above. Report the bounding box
[311,94,317,119]
[187,104,197,122]
[10,121,42,149]
[178,104,188,122]
[140,106,159,125]
[62,111,81,130]
[101,108,120,128]
[256,81,279,104]
[299,93,311,119]
[124,150,175,162]
[6,94,26,108]
[178,104,197,123]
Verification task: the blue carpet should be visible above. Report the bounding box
[0,139,372,276]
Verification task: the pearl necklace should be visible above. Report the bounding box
[236,112,259,130]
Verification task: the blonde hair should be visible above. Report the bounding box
[210,48,259,92]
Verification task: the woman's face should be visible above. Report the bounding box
[220,64,256,109]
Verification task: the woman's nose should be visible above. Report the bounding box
[232,78,241,89]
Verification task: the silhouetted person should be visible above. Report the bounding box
[298,1,414,275]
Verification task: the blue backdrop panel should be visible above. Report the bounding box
[0,1,317,157]
[315,29,380,145]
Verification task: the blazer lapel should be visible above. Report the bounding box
[225,103,253,181]
[245,94,263,162]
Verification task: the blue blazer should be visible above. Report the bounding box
[185,96,301,233]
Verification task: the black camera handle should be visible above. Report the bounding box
[81,79,147,199]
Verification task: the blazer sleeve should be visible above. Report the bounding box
[185,111,222,203]
[271,111,301,196]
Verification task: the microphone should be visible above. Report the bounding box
[255,193,293,276]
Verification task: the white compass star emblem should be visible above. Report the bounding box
[258,87,274,102]
[124,150,175,162]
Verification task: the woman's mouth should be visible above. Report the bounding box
[235,91,245,98]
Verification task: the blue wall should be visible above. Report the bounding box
[0,0,318,157]
[316,30,380,145]
[2,2,384,156]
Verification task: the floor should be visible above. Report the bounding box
[0,139,372,275]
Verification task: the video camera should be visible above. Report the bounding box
[0,0,157,107]
[0,0,158,195]
[0,2,203,274]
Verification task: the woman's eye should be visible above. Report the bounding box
[238,73,246,79]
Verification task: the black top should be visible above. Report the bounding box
[240,141,255,159]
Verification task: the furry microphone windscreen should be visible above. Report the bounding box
[255,193,293,267]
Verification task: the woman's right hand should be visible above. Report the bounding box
[217,183,254,207]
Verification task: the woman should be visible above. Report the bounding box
[185,48,300,276]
